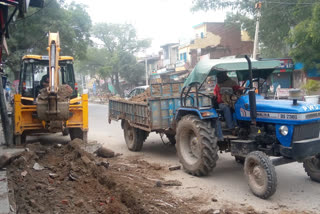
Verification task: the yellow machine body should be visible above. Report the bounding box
[13,33,88,144]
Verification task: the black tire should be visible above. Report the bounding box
[123,121,149,151]
[176,115,218,176]
[235,156,245,164]
[62,128,69,136]
[244,151,277,199]
[14,134,26,145]
[166,134,176,145]
[69,128,88,143]
[303,154,320,183]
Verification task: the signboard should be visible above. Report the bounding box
[276,88,290,98]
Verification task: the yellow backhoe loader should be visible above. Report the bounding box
[12,32,88,144]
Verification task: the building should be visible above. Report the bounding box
[179,22,254,68]
[160,43,179,69]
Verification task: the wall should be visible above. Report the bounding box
[194,23,207,39]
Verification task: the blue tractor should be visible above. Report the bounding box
[175,56,320,199]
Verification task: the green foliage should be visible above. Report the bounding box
[5,0,92,79]
[301,79,320,95]
[91,23,151,95]
[191,0,314,58]
[288,3,320,68]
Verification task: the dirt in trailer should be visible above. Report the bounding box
[6,139,268,214]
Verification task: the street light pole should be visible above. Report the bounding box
[253,2,262,60]
[145,58,148,86]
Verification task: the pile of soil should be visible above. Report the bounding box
[129,88,151,103]
[6,140,199,214]
[150,83,182,97]
[37,84,73,102]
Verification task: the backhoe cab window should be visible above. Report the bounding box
[20,59,76,98]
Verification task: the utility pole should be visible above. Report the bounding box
[253,2,262,60]
[145,57,148,86]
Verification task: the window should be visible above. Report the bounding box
[201,32,204,38]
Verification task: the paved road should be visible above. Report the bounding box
[71,103,320,213]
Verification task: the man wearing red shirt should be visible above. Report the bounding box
[214,72,243,139]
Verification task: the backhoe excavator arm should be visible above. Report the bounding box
[48,32,60,94]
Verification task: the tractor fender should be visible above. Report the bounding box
[175,107,218,122]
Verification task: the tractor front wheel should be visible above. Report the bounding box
[69,128,88,143]
[244,151,277,199]
[176,115,218,176]
[303,154,320,183]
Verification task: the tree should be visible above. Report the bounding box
[288,3,320,68]
[191,0,312,58]
[92,23,151,95]
[5,0,92,79]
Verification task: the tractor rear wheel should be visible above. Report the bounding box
[69,128,88,143]
[123,121,149,151]
[244,151,277,199]
[303,154,320,183]
[176,115,218,176]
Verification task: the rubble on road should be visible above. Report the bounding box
[6,140,200,213]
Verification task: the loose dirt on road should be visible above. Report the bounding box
[5,139,290,214]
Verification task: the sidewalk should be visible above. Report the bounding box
[0,122,23,214]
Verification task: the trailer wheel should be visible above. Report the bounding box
[303,154,320,183]
[166,134,176,145]
[244,151,277,199]
[176,115,218,176]
[123,121,149,151]
[235,155,245,164]
[69,128,88,143]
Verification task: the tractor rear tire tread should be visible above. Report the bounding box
[176,115,218,177]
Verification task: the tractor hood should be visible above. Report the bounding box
[235,95,320,124]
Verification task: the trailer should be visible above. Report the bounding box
[108,82,212,150]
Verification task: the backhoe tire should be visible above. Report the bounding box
[69,128,88,143]
[13,134,26,145]
[123,121,149,151]
[303,154,320,183]
[176,115,218,176]
[244,151,277,199]
[62,128,69,136]
[166,134,176,145]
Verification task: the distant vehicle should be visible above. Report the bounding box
[125,85,149,98]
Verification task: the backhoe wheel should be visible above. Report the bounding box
[62,128,69,136]
[176,115,218,176]
[303,154,320,183]
[123,121,149,151]
[244,151,277,199]
[166,134,176,145]
[69,128,88,143]
[14,134,26,145]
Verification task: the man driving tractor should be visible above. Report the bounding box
[214,72,244,139]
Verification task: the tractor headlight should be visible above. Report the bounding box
[279,125,289,136]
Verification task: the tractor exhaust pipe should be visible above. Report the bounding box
[245,55,257,125]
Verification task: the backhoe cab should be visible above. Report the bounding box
[13,32,88,144]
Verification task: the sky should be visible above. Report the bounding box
[68,0,227,54]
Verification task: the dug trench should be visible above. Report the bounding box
[6,139,265,214]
